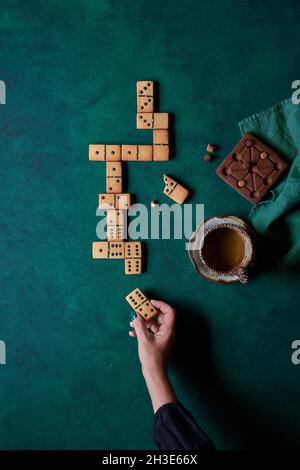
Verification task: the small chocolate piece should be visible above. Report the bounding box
[204,154,212,162]
[216,133,287,204]
[151,200,158,207]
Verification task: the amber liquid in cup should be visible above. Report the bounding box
[201,227,245,273]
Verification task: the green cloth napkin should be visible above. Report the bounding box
[238,98,300,269]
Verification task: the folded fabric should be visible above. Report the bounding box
[239,98,300,269]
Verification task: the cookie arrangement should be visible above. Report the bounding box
[89,81,183,276]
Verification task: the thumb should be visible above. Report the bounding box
[132,315,150,340]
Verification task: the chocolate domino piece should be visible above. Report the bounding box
[216,133,287,204]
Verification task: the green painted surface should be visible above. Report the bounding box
[1,0,300,450]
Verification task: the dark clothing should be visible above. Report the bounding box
[154,401,215,450]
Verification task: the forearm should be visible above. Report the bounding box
[142,365,177,413]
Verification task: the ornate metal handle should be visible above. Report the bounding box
[237,268,248,284]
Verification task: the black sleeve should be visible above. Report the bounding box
[154,401,215,451]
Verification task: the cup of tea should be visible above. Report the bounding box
[189,216,255,284]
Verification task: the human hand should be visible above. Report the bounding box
[129,300,176,377]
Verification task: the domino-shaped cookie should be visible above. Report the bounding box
[163,175,189,204]
[121,145,153,161]
[99,193,131,210]
[137,113,168,130]
[153,130,169,161]
[137,81,154,113]
[125,288,158,320]
[89,144,121,161]
[92,241,125,259]
[124,242,142,275]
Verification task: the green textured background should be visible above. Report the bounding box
[1,0,300,450]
